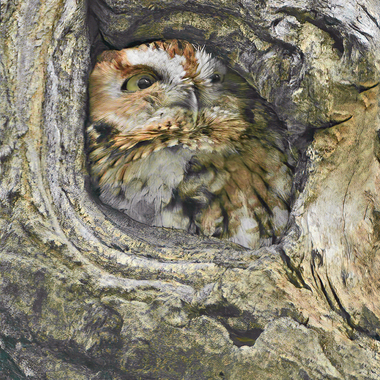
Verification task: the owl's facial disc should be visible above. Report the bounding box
[89,40,242,135]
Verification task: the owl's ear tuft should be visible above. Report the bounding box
[96,50,128,71]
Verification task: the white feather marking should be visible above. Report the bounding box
[195,48,227,80]
[125,47,187,84]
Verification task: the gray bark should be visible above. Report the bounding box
[1,0,380,378]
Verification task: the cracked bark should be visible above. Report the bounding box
[1,0,380,379]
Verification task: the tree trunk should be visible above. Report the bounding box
[1,0,380,378]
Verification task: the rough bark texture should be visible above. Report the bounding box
[1,0,380,378]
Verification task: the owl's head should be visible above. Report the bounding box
[89,40,253,146]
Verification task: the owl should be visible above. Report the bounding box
[87,39,293,249]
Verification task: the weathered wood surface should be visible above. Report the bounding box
[1,0,380,378]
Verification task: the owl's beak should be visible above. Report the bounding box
[188,89,198,126]
[164,86,198,127]
[158,83,199,129]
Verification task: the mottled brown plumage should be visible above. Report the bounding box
[87,39,293,249]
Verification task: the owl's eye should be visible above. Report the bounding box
[210,73,223,83]
[121,73,157,92]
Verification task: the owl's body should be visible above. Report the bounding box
[88,40,292,249]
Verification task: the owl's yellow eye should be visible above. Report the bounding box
[210,73,224,83]
[121,73,157,92]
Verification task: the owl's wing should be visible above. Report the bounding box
[176,138,292,249]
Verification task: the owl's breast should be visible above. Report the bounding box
[98,145,195,228]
